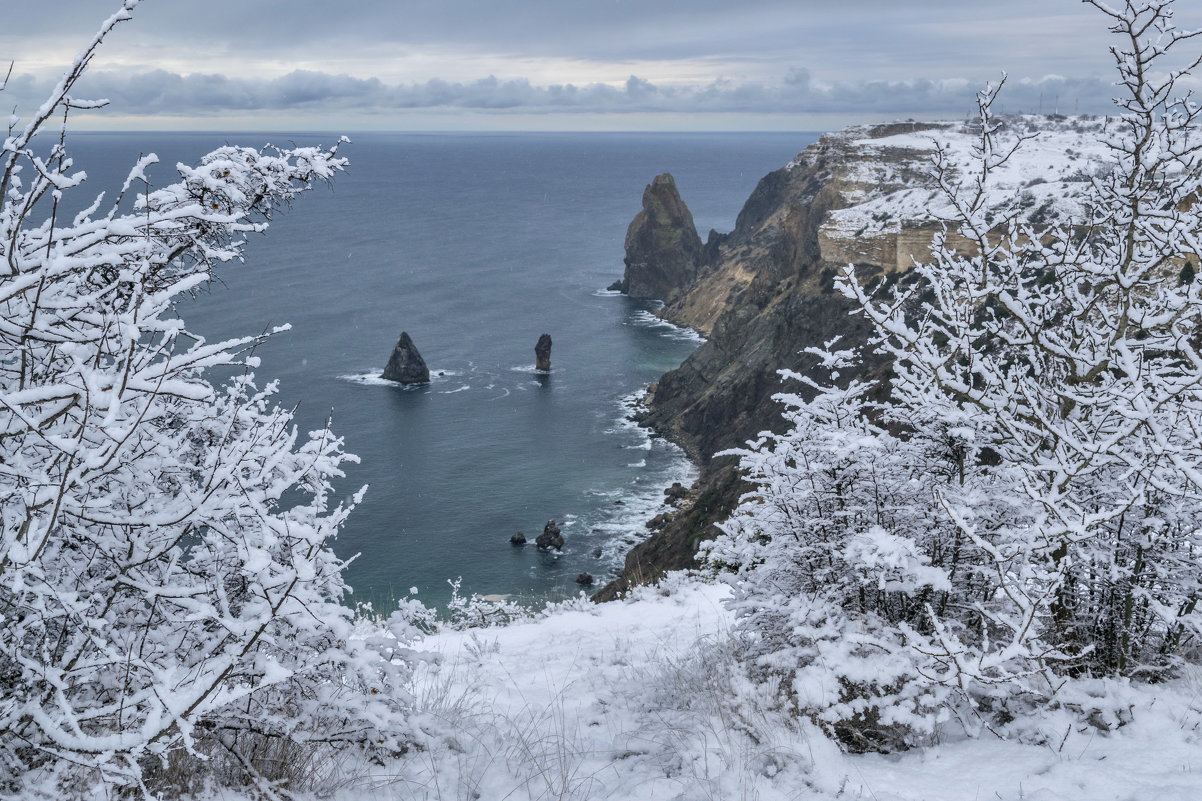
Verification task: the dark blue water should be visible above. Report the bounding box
[58,131,818,609]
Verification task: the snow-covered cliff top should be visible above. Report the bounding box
[816,115,1117,240]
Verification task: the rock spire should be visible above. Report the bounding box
[535,333,552,371]
[618,173,704,301]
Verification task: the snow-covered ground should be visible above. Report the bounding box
[822,115,1115,241]
[336,575,1202,800]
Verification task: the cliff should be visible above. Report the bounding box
[597,115,1113,599]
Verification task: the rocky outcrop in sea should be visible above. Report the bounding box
[535,333,552,372]
[614,173,704,301]
[382,331,431,384]
[535,519,564,551]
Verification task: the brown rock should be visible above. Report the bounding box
[621,174,703,301]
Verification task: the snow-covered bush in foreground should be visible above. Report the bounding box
[708,0,1202,751]
[0,3,417,797]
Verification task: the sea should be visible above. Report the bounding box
[63,130,819,610]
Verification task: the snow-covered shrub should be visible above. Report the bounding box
[0,4,417,797]
[445,579,533,629]
[710,0,1202,750]
[704,359,967,750]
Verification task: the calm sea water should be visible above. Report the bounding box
[62,131,818,609]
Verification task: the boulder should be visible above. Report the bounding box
[575,572,594,586]
[663,482,690,504]
[535,519,564,551]
[510,532,527,546]
[645,512,674,531]
[535,333,552,372]
[620,173,704,301]
[382,331,430,384]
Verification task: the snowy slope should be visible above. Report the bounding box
[821,115,1114,241]
[339,574,1202,801]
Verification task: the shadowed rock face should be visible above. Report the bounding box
[620,173,704,301]
[535,333,552,371]
[382,331,430,384]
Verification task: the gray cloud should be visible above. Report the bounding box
[3,0,1188,129]
[4,1,1119,82]
[2,66,1120,120]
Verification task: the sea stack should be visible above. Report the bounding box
[382,331,430,384]
[535,520,564,551]
[535,333,552,371]
[618,173,704,301]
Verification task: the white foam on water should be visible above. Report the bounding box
[627,310,707,343]
[340,368,463,387]
[576,388,699,571]
[508,364,560,375]
[438,384,471,394]
[339,371,394,387]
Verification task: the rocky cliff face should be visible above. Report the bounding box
[598,115,1112,599]
[619,173,705,301]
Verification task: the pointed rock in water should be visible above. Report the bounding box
[382,331,430,384]
[535,519,564,551]
[510,531,527,546]
[535,333,552,372]
[620,173,704,301]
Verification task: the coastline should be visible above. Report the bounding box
[577,305,705,591]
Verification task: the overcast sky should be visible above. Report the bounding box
[1,0,1197,131]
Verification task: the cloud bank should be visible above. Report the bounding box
[3,67,1127,124]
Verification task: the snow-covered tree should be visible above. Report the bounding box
[0,3,419,797]
[709,0,1202,749]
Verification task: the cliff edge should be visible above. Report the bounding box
[597,115,1113,599]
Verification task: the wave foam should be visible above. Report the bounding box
[575,390,699,573]
[627,310,706,343]
[508,365,559,375]
[340,368,462,387]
